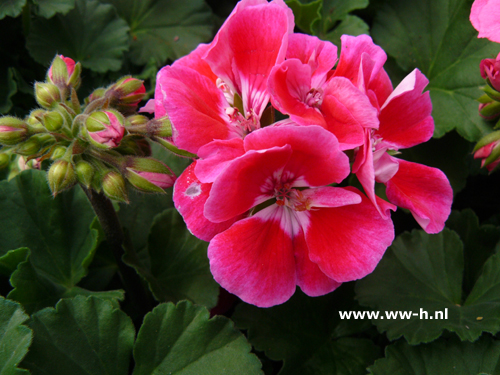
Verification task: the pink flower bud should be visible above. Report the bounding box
[106,76,146,114]
[474,131,500,172]
[479,101,500,120]
[85,110,125,149]
[0,117,29,145]
[124,157,176,193]
[480,53,500,92]
[47,55,81,92]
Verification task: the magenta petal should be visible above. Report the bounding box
[385,159,453,234]
[305,187,395,282]
[195,138,246,183]
[268,60,326,127]
[172,43,217,84]
[244,125,350,186]
[286,33,338,87]
[470,0,500,43]
[302,186,362,208]
[205,145,292,223]
[293,230,341,297]
[204,1,292,117]
[378,69,434,149]
[208,205,296,307]
[173,162,243,241]
[156,65,234,154]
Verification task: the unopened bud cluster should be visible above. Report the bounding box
[0,55,181,201]
[475,53,500,173]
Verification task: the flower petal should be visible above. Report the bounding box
[385,159,453,234]
[305,187,395,282]
[173,162,243,241]
[172,42,217,84]
[208,205,297,307]
[195,138,246,183]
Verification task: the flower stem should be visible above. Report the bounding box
[82,186,151,318]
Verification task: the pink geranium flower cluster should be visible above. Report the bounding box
[153,0,453,307]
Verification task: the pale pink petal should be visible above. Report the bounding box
[378,69,434,149]
[208,205,296,307]
[156,65,234,154]
[172,43,217,84]
[305,187,395,282]
[173,162,243,241]
[286,33,338,88]
[244,125,350,186]
[334,35,387,90]
[302,186,362,207]
[293,229,341,297]
[195,138,246,183]
[204,1,292,117]
[470,0,500,43]
[139,99,155,113]
[268,59,326,127]
[205,145,292,223]
[385,159,453,234]
[373,148,399,183]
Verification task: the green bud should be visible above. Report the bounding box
[87,88,105,103]
[15,137,41,156]
[68,62,82,90]
[102,171,129,203]
[51,146,67,160]
[43,110,65,132]
[0,117,29,146]
[147,117,172,138]
[124,157,175,193]
[27,109,47,132]
[0,153,10,169]
[153,136,197,158]
[48,159,76,196]
[114,136,151,156]
[85,112,108,132]
[35,82,61,109]
[75,160,94,188]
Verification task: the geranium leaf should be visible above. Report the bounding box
[320,0,368,34]
[371,0,500,141]
[356,229,500,344]
[0,0,26,20]
[132,301,262,375]
[33,0,76,18]
[124,208,219,309]
[0,67,17,114]
[26,0,129,72]
[0,296,32,375]
[101,0,214,65]
[233,287,380,375]
[21,296,135,375]
[368,336,500,375]
[0,247,28,277]
[321,15,370,47]
[285,0,322,35]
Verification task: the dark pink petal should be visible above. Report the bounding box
[367,68,393,108]
[244,125,350,186]
[156,65,234,154]
[305,187,395,282]
[321,77,379,149]
[268,60,326,127]
[172,43,217,84]
[378,69,434,149]
[204,1,292,117]
[205,145,292,223]
[302,186,362,207]
[470,0,500,43]
[293,229,341,297]
[208,205,297,307]
[385,159,453,234]
[286,33,338,87]
[173,162,243,241]
[195,138,246,183]
[334,35,387,90]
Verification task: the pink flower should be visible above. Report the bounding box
[480,53,500,92]
[154,0,294,154]
[474,138,500,172]
[174,125,394,307]
[48,55,76,81]
[85,110,125,149]
[470,0,500,43]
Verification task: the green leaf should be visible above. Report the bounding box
[133,300,262,375]
[371,0,500,141]
[399,130,472,194]
[368,336,500,375]
[33,0,76,18]
[124,208,219,308]
[101,0,214,65]
[446,209,500,293]
[320,0,369,34]
[26,0,129,72]
[0,0,26,20]
[233,287,380,375]
[0,170,101,312]
[0,296,32,375]
[356,229,500,344]
[0,67,17,114]
[21,295,135,375]
[0,247,28,277]
[285,0,322,35]
[321,15,370,47]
